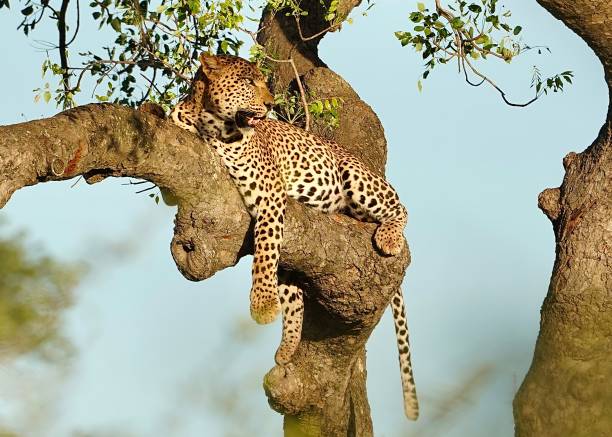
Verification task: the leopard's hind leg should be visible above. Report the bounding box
[274,284,304,365]
[339,158,407,256]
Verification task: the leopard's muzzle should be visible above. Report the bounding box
[236,109,266,128]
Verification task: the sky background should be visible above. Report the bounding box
[0,0,608,436]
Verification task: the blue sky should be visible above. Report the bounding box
[0,0,608,436]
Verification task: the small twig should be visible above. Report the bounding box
[135,185,157,194]
[58,0,71,93]
[70,175,83,188]
[139,68,157,105]
[294,15,341,42]
[463,55,538,107]
[434,0,537,107]
[123,179,150,186]
[460,57,485,87]
[140,71,164,96]
[65,0,80,47]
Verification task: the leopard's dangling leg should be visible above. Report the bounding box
[339,158,407,256]
[391,287,419,420]
[274,284,304,365]
[248,170,287,325]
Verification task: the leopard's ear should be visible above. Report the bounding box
[199,52,223,79]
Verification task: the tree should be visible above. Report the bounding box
[512,1,612,435]
[1,0,406,434]
[0,0,609,436]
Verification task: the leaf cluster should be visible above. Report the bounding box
[395,1,573,106]
[273,90,343,130]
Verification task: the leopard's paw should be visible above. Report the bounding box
[374,224,404,256]
[250,291,281,325]
[275,285,304,365]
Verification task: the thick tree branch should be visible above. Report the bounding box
[0,103,407,288]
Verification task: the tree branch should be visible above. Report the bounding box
[0,103,409,435]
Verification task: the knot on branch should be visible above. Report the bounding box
[171,207,251,281]
[563,151,579,170]
[538,187,562,222]
[264,365,310,415]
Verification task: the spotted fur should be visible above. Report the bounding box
[168,53,418,419]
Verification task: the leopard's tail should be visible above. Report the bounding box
[390,287,419,420]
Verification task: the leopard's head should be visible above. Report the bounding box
[198,53,274,127]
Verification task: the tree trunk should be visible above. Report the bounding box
[254,2,402,435]
[0,2,406,436]
[513,1,612,435]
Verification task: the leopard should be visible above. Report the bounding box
[164,53,419,420]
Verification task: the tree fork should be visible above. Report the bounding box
[513,0,612,435]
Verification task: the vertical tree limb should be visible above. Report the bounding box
[513,1,612,435]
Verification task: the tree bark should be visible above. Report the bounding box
[513,1,612,435]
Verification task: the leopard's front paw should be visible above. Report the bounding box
[250,292,281,324]
[374,224,404,256]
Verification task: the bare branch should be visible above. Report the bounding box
[58,0,71,94]
[463,55,539,107]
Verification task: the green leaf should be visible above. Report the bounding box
[110,17,121,32]
[409,12,423,22]
[513,25,522,35]
[417,79,422,92]
[20,5,33,15]
[43,90,52,103]
[475,35,489,45]
[417,2,425,12]
[450,17,464,29]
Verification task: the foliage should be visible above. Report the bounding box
[1,0,571,112]
[0,0,355,116]
[0,227,82,361]
[273,90,343,129]
[395,0,573,106]
[5,0,246,109]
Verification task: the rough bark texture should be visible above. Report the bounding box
[513,1,612,435]
[256,2,399,435]
[0,2,405,436]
